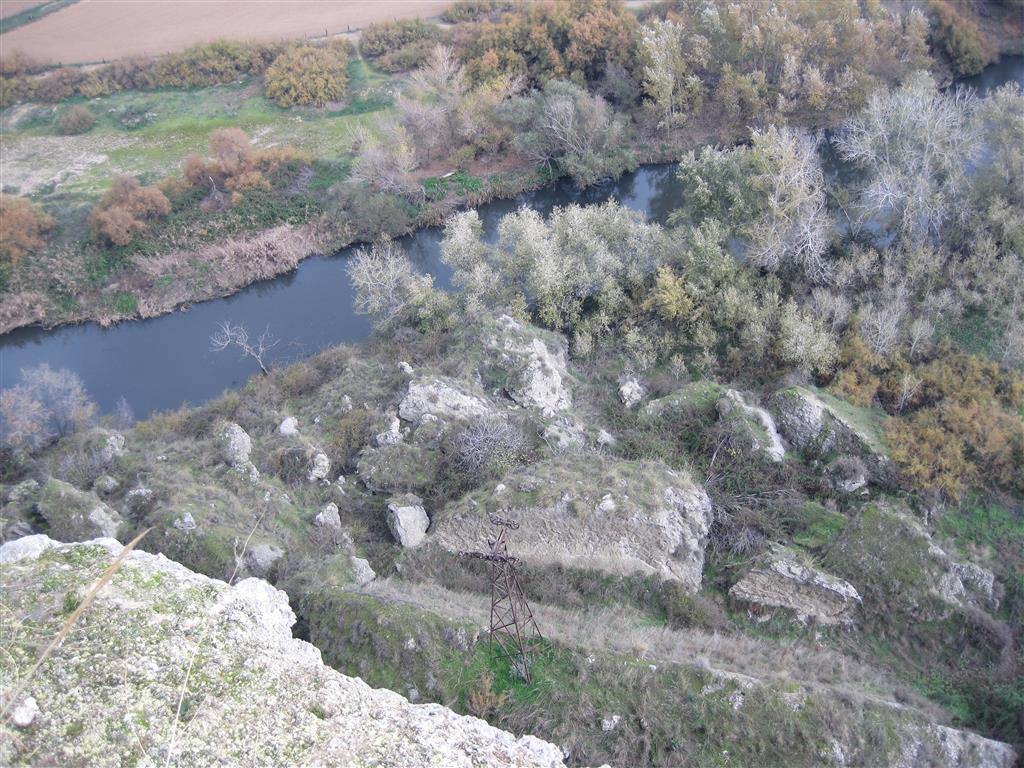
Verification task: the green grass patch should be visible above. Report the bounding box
[112,292,137,315]
[788,501,847,551]
[938,496,1024,553]
[422,170,485,201]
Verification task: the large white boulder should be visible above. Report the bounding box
[0,536,568,768]
[386,493,429,548]
[434,456,712,590]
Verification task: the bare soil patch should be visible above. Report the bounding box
[0,0,450,64]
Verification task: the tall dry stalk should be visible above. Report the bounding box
[1,527,152,722]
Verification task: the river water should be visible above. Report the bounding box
[1,57,1021,418]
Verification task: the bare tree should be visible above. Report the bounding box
[453,416,529,482]
[346,239,432,324]
[748,126,833,282]
[835,72,979,241]
[210,322,278,375]
[0,364,96,450]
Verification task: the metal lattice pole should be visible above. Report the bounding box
[460,514,542,682]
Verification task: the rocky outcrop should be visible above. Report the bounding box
[399,377,493,427]
[729,546,861,625]
[35,478,123,541]
[618,378,645,408]
[483,315,572,415]
[0,536,567,768]
[768,386,895,485]
[356,442,436,493]
[278,416,299,436]
[387,493,429,548]
[641,381,724,421]
[434,456,712,589]
[897,724,1017,768]
[716,389,785,463]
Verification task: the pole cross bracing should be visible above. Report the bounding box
[459,514,542,683]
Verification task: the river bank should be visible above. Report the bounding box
[2,56,1021,419]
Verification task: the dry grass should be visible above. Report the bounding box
[130,222,327,319]
[361,577,943,719]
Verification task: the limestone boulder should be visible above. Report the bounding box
[36,479,123,541]
[729,546,861,625]
[315,503,342,530]
[618,378,645,408]
[483,315,572,415]
[219,422,252,466]
[399,377,493,427]
[434,456,712,589]
[386,493,429,548]
[242,543,284,579]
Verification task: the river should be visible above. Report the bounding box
[1,56,1021,418]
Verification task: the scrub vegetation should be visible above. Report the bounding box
[2,2,1023,766]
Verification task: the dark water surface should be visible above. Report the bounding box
[0,165,686,417]
[2,57,1020,418]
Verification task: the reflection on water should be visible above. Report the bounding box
[2,56,1020,418]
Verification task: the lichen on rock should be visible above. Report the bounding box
[434,455,711,589]
[0,536,568,768]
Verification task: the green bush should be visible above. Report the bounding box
[929,0,989,76]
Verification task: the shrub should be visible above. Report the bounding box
[55,105,96,135]
[450,416,529,483]
[183,128,310,206]
[264,44,348,107]
[88,176,171,247]
[659,582,728,630]
[329,409,374,470]
[441,1,513,23]
[0,49,42,77]
[360,19,439,58]
[0,364,96,450]
[929,1,989,76]
[0,194,53,267]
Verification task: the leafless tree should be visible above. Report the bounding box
[835,72,979,241]
[210,322,278,375]
[346,239,432,324]
[111,395,135,429]
[894,372,922,413]
[748,126,833,283]
[0,364,96,450]
[350,123,419,199]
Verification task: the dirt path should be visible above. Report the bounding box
[0,0,450,64]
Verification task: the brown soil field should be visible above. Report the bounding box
[0,0,49,19]
[0,0,450,64]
